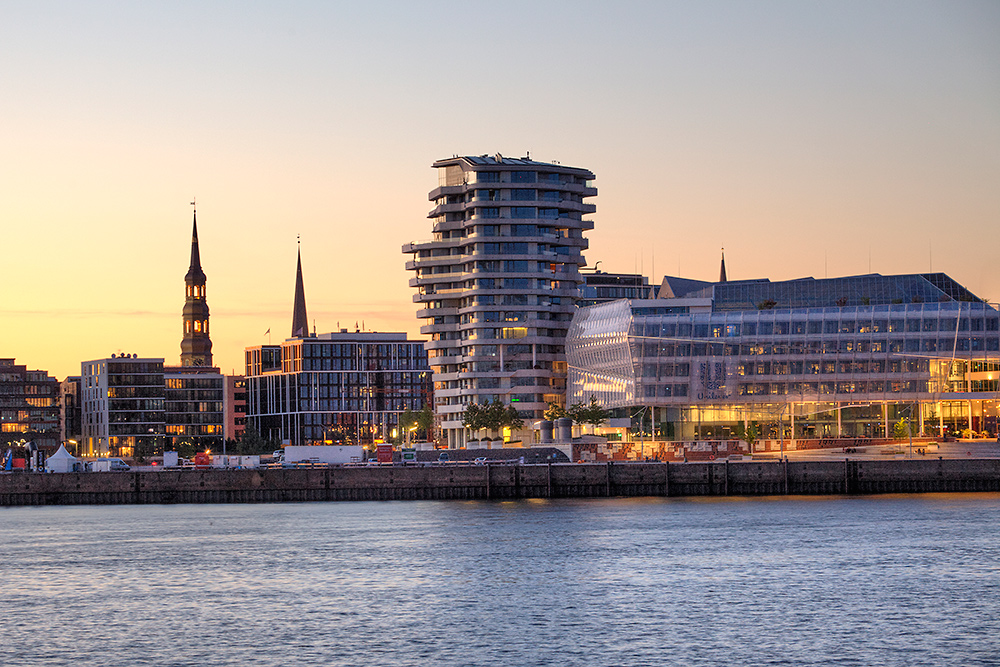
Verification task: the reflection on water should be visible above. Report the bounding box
[2,495,999,666]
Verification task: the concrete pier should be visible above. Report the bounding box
[1,459,999,506]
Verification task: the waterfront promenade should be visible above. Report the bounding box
[2,457,999,506]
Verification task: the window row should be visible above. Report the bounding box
[633,337,1000,357]
[632,316,1000,338]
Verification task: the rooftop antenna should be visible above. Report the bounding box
[190,197,196,212]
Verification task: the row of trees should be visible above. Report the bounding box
[462,400,524,441]
[544,396,609,429]
[396,405,435,444]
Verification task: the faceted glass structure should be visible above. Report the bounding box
[567,273,1000,440]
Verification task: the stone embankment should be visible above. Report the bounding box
[2,459,999,506]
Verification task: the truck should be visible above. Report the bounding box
[281,445,364,466]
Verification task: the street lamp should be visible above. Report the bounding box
[631,406,648,460]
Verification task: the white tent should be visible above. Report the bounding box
[45,444,80,473]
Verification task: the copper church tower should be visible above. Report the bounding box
[180,206,213,366]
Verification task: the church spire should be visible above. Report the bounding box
[185,208,206,283]
[291,238,309,338]
[181,202,213,366]
[719,247,728,283]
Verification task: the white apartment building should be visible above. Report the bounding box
[403,154,597,447]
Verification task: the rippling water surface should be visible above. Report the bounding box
[2,495,999,666]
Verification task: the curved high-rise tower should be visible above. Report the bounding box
[403,154,597,447]
[180,209,213,366]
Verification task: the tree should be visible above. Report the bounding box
[397,408,417,444]
[465,400,523,442]
[416,404,434,441]
[398,408,417,431]
[236,423,274,455]
[544,402,567,420]
[892,418,912,440]
[580,396,608,429]
[503,405,524,433]
[483,399,507,439]
[462,402,485,440]
[566,396,608,434]
[735,421,761,451]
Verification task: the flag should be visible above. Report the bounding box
[264,328,270,336]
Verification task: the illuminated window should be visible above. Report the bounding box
[194,320,201,333]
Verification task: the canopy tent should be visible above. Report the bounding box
[45,444,80,473]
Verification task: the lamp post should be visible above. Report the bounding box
[631,406,648,460]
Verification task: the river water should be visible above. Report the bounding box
[1,495,998,666]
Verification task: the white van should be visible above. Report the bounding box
[88,458,131,472]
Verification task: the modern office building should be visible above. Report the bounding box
[246,248,432,446]
[578,270,653,307]
[0,358,60,450]
[81,355,165,457]
[80,356,229,456]
[163,365,225,447]
[60,376,82,451]
[223,375,248,442]
[567,272,1000,442]
[245,331,432,446]
[403,154,597,447]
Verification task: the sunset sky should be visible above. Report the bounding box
[2,1,998,380]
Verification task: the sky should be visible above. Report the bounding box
[2,0,998,380]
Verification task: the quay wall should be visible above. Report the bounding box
[1,459,999,506]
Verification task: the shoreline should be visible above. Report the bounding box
[3,458,1000,506]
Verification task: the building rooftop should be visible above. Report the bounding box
[432,153,594,174]
[656,272,985,311]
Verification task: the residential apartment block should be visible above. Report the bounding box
[403,154,596,447]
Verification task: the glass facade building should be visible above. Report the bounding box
[567,273,1000,442]
[0,358,60,450]
[81,356,166,458]
[245,332,431,446]
[402,154,597,448]
[163,367,226,447]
